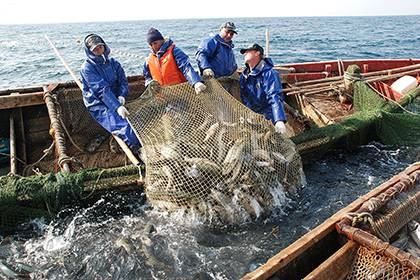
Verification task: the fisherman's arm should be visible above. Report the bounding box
[263,71,286,123]
[114,60,129,98]
[195,38,217,72]
[143,61,153,86]
[173,47,201,85]
[81,66,121,112]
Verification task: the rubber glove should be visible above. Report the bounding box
[194,82,207,94]
[203,68,215,78]
[275,121,287,134]
[118,96,125,105]
[117,106,130,119]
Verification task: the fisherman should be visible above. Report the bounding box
[195,21,238,79]
[80,34,141,152]
[239,43,287,134]
[143,28,206,94]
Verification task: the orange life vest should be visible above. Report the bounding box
[147,44,187,86]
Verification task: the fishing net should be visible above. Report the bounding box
[0,165,141,232]
[344,169,420,280]
[126,79,304,219]
[346,245,418,280]
[29,79,146,173]
[291,80,420,157]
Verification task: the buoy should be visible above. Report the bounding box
[390,75,418,95]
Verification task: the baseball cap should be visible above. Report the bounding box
[240,43,264,55]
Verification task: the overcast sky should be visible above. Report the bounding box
[1,0,419,24]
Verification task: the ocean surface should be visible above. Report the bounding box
[1,15,420,90]
[0,16,419,280]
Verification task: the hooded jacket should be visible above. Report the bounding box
[80,39,140,150]
[143,39,201,86]
[196,34,237,78]
[240,58,286,124]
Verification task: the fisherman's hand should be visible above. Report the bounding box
[147,80,161,94]
[117,106,130,119]
[118,96,126,105]
[194,82,207,94]
[275,121,287,134]
[203,68,215,79]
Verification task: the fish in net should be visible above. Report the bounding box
[126,79,305,222]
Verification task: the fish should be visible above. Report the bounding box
[184,157,221,174]
[203,122,219,143]
[252,149,272,163]
[115,237,133,254]
[225,157,243,185]
[222,139,245,175]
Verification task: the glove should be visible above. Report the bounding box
[203,68,215,78]
[147,80,161,94]
[194,82,207,94]
[275,121,287,134]
[118,96,125,105]
[117,106,130,119]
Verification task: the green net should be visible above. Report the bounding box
[292,81,420,157]
[0,165,141,231]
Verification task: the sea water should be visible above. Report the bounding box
[0,16,419,279]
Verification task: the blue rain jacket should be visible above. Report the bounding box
[240,58,286,124]
[196,34,237,78]
[143,39,201,86]
[80,43,140,150]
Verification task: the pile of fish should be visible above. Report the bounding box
[142,113,303,223]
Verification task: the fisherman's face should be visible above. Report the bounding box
[92,45,105,56]
[220,28,235,42]
[244,50,260,64]
[149,40,164,53]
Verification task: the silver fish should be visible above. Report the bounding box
[204,122,219,142]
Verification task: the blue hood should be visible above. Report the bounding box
[84,42,111,64]
[243,57,275,77]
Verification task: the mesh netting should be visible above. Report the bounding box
[126,79,304,218]
[33,80,146,171]
[291,81,420,156]
[0,165,141,231]
[346,246,418,280]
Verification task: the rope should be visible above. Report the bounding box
[58,155,84,170]
[22,141,55,176]
[344,71,363,82]
[343,212,389,242]
[0,152,27,166]
[81,169,105,200]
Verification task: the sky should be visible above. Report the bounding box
[1,0,419,24]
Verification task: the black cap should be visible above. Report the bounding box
[240,43,264,55]
[84,34,105,51]
[220,22,237,34]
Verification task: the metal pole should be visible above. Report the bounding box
[265,28,270,58]
[9,112,17,174]
[45,35,83,89]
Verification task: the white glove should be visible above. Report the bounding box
[118,96,125,105]
[117,106,130,119]
[275,121,287,134]
[203,68,215,78]
[194,82,207,94]
[147,80,161,93]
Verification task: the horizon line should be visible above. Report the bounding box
[1,14,419,26]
